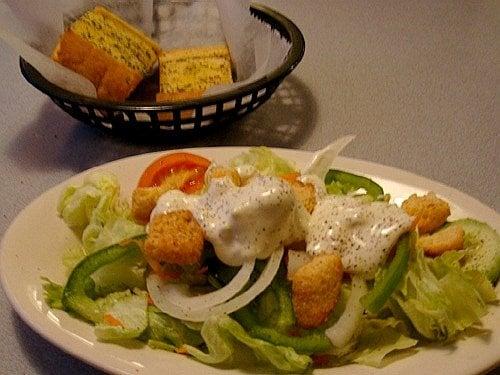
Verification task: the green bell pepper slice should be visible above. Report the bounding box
[271,278,296,332]
[61,238,144,323]
[255,267,296,333]
[360,233,411,314]
[232,263,332,354]
[233,307,332,354]
[325,169,384,200]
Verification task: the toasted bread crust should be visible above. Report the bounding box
[156,91,204,102]
[52,30,142,101]
[155,91,201,120]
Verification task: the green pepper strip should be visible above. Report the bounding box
[61,238,144,323]
[232,307,332,355]
[360,233,411,314]
[325,169,384,199]
[271,280,296,332]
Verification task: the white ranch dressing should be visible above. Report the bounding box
[306,195,413,277]
[150,162,412,275]
[151,174,309,266]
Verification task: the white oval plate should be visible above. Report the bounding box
[1,147,499,375]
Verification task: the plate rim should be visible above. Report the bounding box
[1,146,499,375]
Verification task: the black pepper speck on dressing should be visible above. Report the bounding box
[306,195,412,277]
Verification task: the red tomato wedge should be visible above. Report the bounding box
[138,152,211,194]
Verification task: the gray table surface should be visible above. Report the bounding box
[0,1,498,374]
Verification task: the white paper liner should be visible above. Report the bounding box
[155,1,226,49]
[0,0,292,100]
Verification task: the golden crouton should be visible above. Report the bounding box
[132,170,197,224]
[132,186,165,224]
[286,179,317,213]
[144,210,204,265]
[418,224,464,256]
[291,254,343,329]
[402,192,450,234]
[205,166,241,186]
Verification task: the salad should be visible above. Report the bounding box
[43,138,500,373]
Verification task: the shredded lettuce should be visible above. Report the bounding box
[94,289,148,341]
[146,306,203,347]
[148,339,176,352]
[389,244,496,341]
[83,216,145,253]
[182,314,312,373]
[41,277,64,310]
[58,172,119,229]
[230,147,297,176]
[429,251,497,302]
[57,172,144,253]
[335,318,417,367]
[62,244,89,274]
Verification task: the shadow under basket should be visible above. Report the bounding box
[19,4,305,137]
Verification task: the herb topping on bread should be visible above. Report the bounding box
[157,45,233,102]
[52,6,160,102]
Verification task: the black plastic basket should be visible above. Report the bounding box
[19,4,305,136]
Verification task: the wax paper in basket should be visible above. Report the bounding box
[0,0,291,99]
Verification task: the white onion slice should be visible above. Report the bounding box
[147,248,284,321]
[150,259,255,310]
[303,135,355,178]
[325,275,367,348]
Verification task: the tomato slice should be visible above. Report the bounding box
[138,152,211,193]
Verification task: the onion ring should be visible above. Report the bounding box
[325,275,367,347]
[147,248,284,321]
[148,259,255,310]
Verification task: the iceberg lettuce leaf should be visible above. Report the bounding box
[41,277,64,310]
[148,339,176,352]
[62,244,89,274]
[94,289,148,341]
[430,251,497,303]
[57,172,144,253]
[183,314,312,373]
[389,245,496,341]
[83,216,145,253]
[146,306,203,347]
[337,318,417,367]
[230,147,297,176]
